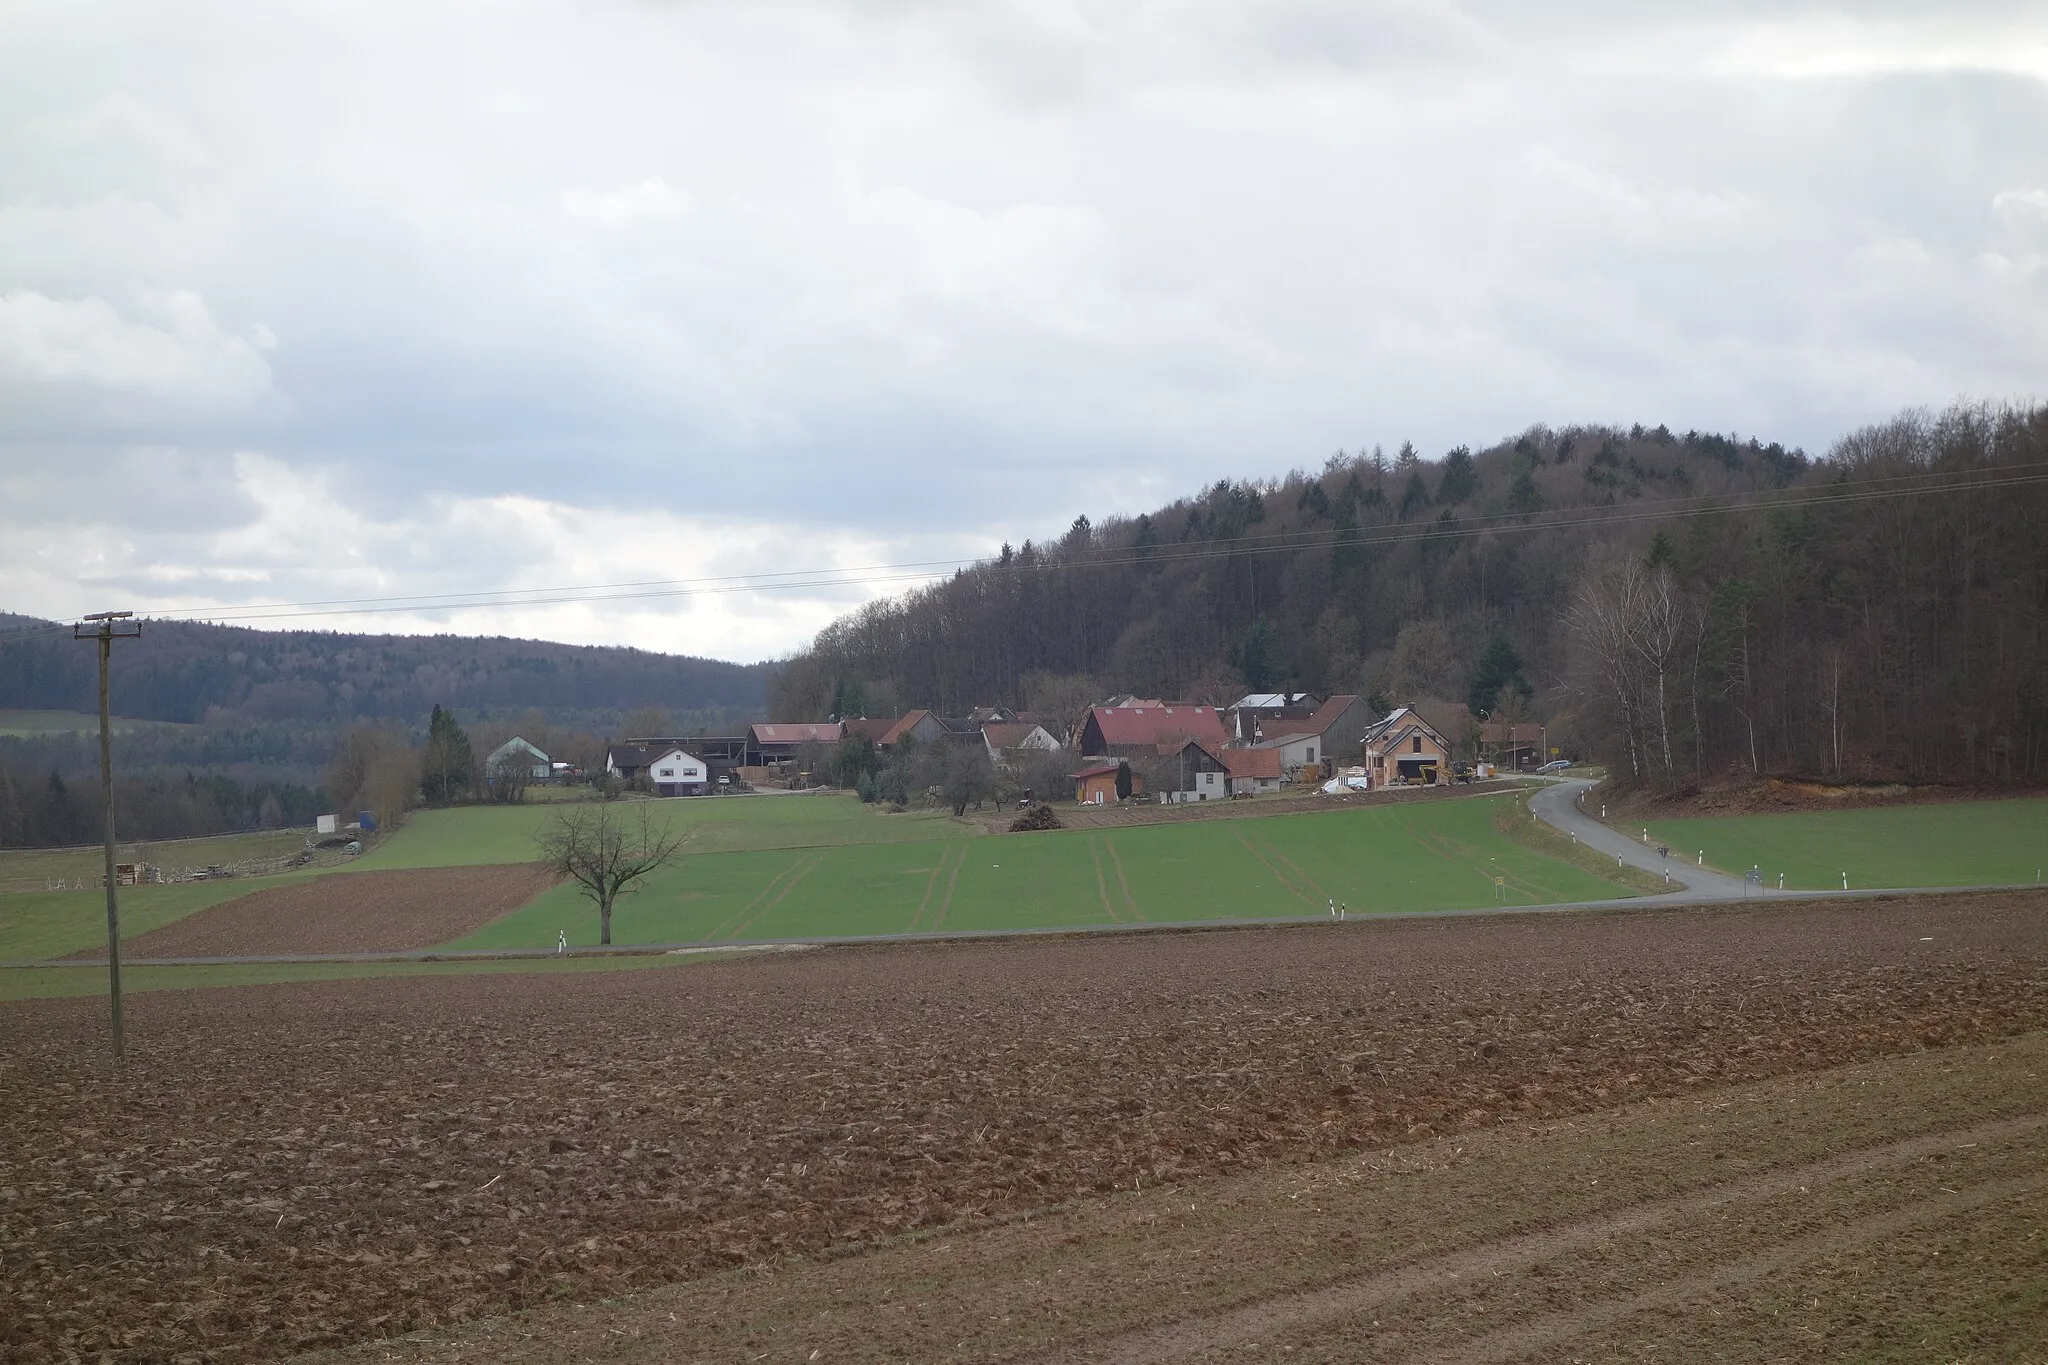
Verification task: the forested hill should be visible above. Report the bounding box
[772,402,2048,788]
[0,617,768,728]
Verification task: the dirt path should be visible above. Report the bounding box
[64,865,557,958]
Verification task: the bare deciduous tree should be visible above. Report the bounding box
[535,803,687,946]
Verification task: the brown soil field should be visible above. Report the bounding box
[320,1035,2048,1364]
[982,778,1519,833]
[3,890,2045,1365]
[62,865,557,960]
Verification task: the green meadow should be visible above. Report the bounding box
[0,875,317,962]
[353,793,972,869]
[453,794,1636,950]
[1647,798,2048,891]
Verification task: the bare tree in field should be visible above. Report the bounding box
[535,803,687,946]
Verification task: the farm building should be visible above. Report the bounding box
[879,710,947,750]
[1078,705,1230,760]
[746,722,844,767]
[1071,761,1123,805]
[840,717,898,744]
[1151,739,1230,803]
[1247,695,1380,780]
[1225,692,1325,743]
[982,721,1063,764]
[1362,708,1452,785]
[486,737,551,781]
[1221,745,1284,794]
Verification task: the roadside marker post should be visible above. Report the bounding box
[74,610,143,1066]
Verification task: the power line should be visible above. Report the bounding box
[1,461,2043,641]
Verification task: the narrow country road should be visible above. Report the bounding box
[1529,777,1760,900]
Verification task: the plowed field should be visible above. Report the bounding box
[65,865,556,959]
[3,891,2045,1365]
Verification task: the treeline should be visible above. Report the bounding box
[0,721,340,790]
[0,763,324,849]
[772,401,2048,788]
[0,618,767,728]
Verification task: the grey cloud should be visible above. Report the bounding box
[1,0,2043,652]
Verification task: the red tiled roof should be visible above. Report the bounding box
[841,717,897,743]
[1085,705,1229,750]
[1221,747,1283,780]
[1071,761,1121,779]
[881,710,933,747]
[981,721,1050,749]
[750,722,843,745]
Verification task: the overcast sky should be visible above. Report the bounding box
[2,1,2043,661]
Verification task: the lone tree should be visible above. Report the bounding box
[535,802,687,946]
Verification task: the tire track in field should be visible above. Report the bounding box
[1435,1168,2048,1365]
[1401,809,1539,902]
[719,852,827,941]
[1088,837,1124,924]
[1079,1112,2048,1365]
[1249,831,1333,906]
[702,860,811,941]
[1103,835,1141,921]
[926,845,968,933]
[1234,830,1323,911]
[907,846,956,934]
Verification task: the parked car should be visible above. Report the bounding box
[1537,759,1571,773]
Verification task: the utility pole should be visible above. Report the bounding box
[75,611,142,1063]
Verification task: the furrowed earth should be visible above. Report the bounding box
[59,866,560,960]
[2,890,2044,1364]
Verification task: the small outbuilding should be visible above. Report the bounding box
[1071,761,1122,806]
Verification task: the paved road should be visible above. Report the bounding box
[1528,778,1761,900]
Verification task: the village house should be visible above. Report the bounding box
[1361,707,1453,785]
[1221,745,1284,795]
[1247,695,1380,781]
[1225,692,1325,743]
[1151,739,1230,803]
[606,743,712,796]
[981,720,1063,766]
[1077,704,1230,760]
[879,710,947,750]
[840,716,898,745]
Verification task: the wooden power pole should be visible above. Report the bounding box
[75,611,142,1063]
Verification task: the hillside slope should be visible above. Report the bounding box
[772,402,2048,788]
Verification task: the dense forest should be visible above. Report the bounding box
[772,401,2048,788]
[0,618,767,729]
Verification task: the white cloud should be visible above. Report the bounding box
[0,290,274,410]
[562,178,693,225]
[0,450,983,661]
[0,0,2043,654]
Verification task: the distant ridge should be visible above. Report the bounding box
[0,614,767,726]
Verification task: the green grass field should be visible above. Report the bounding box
[1647,798,2048,891]
[353,793,971,869]
[454,794,1636,950]
[0,875,326,962]
[0,708,195,736]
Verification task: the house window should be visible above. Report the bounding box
[1306,745,1316,763]
[1412,736,1423,753]
[659,768,675,778]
